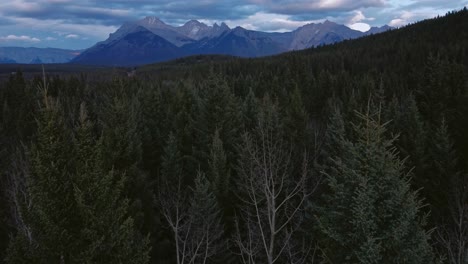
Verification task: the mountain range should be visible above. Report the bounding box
[0,18,390,66]
[0,47,80,64]
[72,17,392,66]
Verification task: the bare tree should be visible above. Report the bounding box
[233,99,312,264]
[5,146,33,244]
[159,164,191,264]
[159,156,224,264]
[437,173,468,264]
[233,215,261,264]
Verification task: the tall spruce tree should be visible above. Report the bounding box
[241,87,258,132]
[6,94,78,263]
[317,107,434,264]
[73,103,150,263]
[430,118,468,264]
[208,130,230,201]
[194,72,243,172]
[386,94,427,180]
[99,90,156,245]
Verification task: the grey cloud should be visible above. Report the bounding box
[262,0,385,15]
[401,0,464,11]
[0,0,393,28]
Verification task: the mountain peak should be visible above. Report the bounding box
[141,16,165,26]
[323,20,337,26]
[366,25,393,35]
[184,20,204,26]
[213,22,230,30]
[220,22,230,30]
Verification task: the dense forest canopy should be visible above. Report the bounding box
[0,8,467,264]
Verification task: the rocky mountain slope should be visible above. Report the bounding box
[72,17,392,66]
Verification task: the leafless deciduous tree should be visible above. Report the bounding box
[437,173,468,264]
[5,146,33,244]
[159,170,224,264]
[233,101,313,264]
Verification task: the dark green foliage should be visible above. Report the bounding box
[167,82,200,178]
[6,94,78,263]
[424,118,461,224]
[320,105,346,168]
[73,104,150,263]
[317,109,434,263]
[194,72,243,172]
[140,85,166,176]
[430,119,468,264]
[98,85,156,249]
[5,97,149,263]
[241,87,258,132]
[160,132,184,187]
[208,130,230,200]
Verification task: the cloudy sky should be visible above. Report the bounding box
[0,0,465,50]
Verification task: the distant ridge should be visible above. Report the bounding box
[0,47,80,64]
[72,17,392,66]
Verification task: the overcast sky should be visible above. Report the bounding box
[0,0,465,50]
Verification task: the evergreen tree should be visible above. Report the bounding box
[387,94,427,176]
[284,86,311,166]
[139,84,166,177]
[73,103,150,263]
[425,118,463,224]
[241,87,258,132]
[167,82,200,178]
[6,94,78,263]
[99,91,155,244]
[207,129,234,259]
[317,107,434,264]
[319,104,346,169]
[431,118,468,264]
[208,130,230,200]
[194,72,243,171]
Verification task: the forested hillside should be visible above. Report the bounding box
[0,8,467,264]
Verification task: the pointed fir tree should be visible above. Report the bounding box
[6,94,78,263]
[73,103,150,263]
[424,118,462,224]
[99,92,155,245]
[386,94,427,179]
[208,129,230,200]
[167,82,200,177]
[429,118,468,264]
[284,85,311,159]
[194,72,243,172]
[242,87,258,132]
[207,129,235,247]
[319,104,346,170]
[317,106,434,264]
[139,84,167,177]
